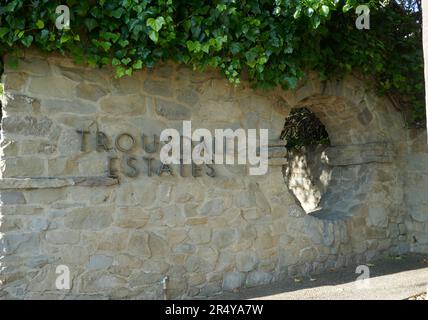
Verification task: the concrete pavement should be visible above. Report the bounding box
[210,253,428,300]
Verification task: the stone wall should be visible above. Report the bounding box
[424,0,428,130]
[404,128,428,253]
[0,51,426,299]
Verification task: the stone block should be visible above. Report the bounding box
[199,199,226,216]
[87,255,113,270]
[222,272,245,291]
[100,94,146,115]
[28,76,76,99]
[2,116,52,137]
[245,271,273,287]
[46,230,80,245]
[128,231,151,258]
[212,228,238,249]
[155,99,191,120]
[0,191,26,205]
[76,83,107,101]
[41,98,97,114]
[143,79,173,97]
[367,207,389,228]
[115,207,149,229]
[188,226,212,244]
[65,207,113,230]
[3,73,29,91]
[236,251,257,272]
[1,157,45,177]
[4,94,39,113]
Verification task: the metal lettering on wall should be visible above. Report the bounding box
[76,129,216,179]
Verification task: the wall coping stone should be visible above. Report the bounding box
[0,177,118,189]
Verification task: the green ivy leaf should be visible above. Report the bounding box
[111,8,124,19]
[146,17,165,32]
[84,18,98,32]
[343,4,352,13]
[148,30,158,43]
[116,66,126,78]
[0,27,9,38]
[21,35,33,47]
[36,20,44,29]
[132,60,143,69]
[112,58,121,66]
[321,5,330,17]
[121,57,131,65]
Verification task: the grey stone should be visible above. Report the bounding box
[236,252,257,272]
[129,271,163,288]
[173,243,196,254]
[322,221,335,246]
[155,99,191,120]
[2,116,52,137]
[268,147,288,159]
[4,72,29,91]
[367,207,388,228]
[128,231,151,258]
[185,256,207,273]
[115,207,149,229]
[0,139,18,157]
[212,228,238,249]
[25,255,57,269]
[46,230,80,244]
[65,208,113,230]
[4,94,40,113]
[409,209,428,223]
[199,199,226,216]
[269,158,288,166]
[76,83,107,101]
[176,88,199,106]
[5,56,50,75]
[41,98,98,114]
[143,79,173,97]
[28,76,76,99]
[414,232,428,244]
[100,94,146,115]
[0,178,74,189]
[88,255,113,270]
[245,271,273,287]
[222,272,245,291]
[324,143,395,166]
[288,204,306,218]
[59,66,110,85]
[188,226,212,244]
[148,233,169,258]
[0,191,26,204]
[200,283,222,297]
[30,218,50,231]
[234,191,256,208]
[80,272,126,293]
[357,107,373,126]
[3,232,39,254]
[73,177,119,187]
[1,157,45,177]
[163,205,186,227]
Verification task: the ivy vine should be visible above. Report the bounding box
[0,0,424,125]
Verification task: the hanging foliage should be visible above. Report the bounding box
[0,0,424,125]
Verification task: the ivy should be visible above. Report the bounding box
[0,0,424,125]
[281,107,330,149]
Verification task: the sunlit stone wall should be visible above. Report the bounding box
[0,51,426,299]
